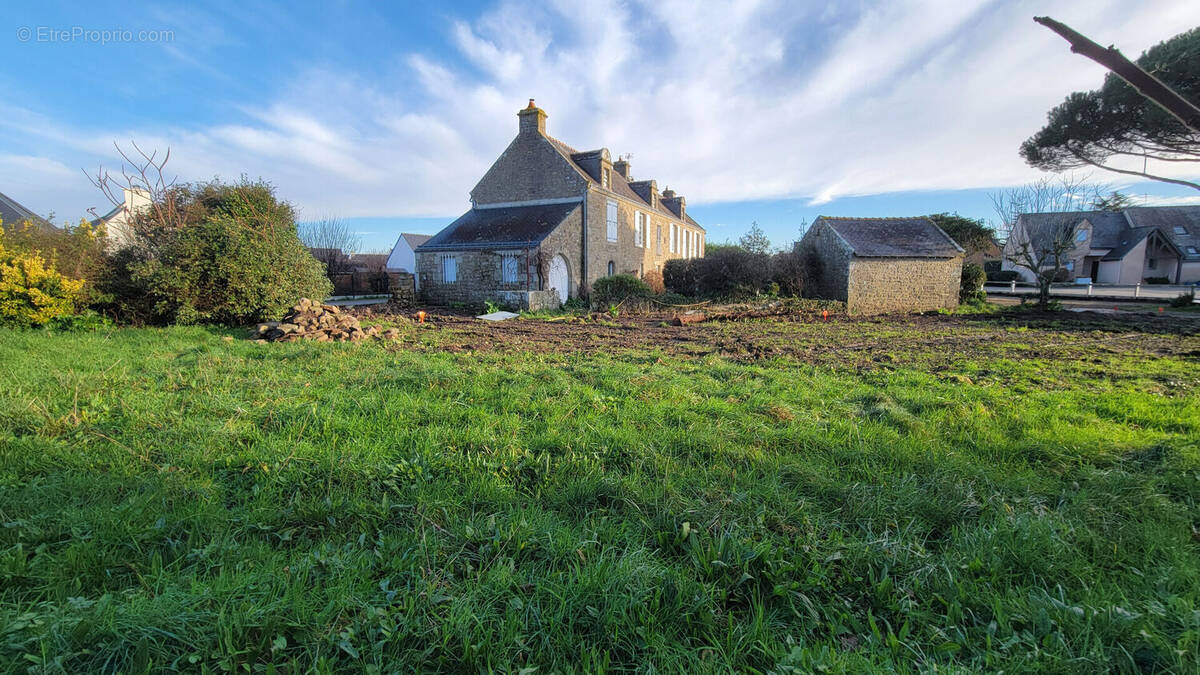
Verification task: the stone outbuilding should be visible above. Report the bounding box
[798,216,964,315]
[416,100,705,309]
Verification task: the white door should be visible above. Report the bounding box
[548,254,569,306]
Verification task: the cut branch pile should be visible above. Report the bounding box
[253,298,401,342]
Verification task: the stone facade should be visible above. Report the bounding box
[846,257,962,315]
[799,217,962,315]
[417,100,704,306]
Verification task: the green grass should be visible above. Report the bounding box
[1,318,1198,673]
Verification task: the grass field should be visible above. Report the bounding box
[2,310,1198,672]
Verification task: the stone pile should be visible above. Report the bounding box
[253,298,401,343]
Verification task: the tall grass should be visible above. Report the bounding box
[0,322,1197,672]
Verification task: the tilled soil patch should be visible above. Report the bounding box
[354,306,1200,370]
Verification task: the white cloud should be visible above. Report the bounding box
[4,0,1200,223]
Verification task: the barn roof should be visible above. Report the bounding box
[817,216,964,258]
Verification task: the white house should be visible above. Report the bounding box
[386,232,432,288]
[1001,206,1200,284]
[91,187,152,250]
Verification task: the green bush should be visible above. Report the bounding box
[987,270,1020,282]
[696,247,771,296]
[663,258,699,296]
[960,262,987,303]
[1144,276,1170,285]
[591,274,653,309]
[99,179,332,325]
[769,250,808,297]
[1170,291,1195,307]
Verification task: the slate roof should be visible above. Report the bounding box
[1016,205,1200,262]
[818,216,964,258]
[0,191,54,231]
[400,233,432,250]
[1124,206,1200,261]
[546,136,703,230]
[417,201,581,252]
[1101,227,1156,261]
[1017,210,1128,249]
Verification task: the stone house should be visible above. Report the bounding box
[416,100,705,308]
[798,216,963,315]
[1000,206,1200,284]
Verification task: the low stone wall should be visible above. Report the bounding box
[493,289,560,311]
[388,272,416,307]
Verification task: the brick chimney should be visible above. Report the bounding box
[662,188,686,220]
[613,157,631,180]
[518,99,546,136]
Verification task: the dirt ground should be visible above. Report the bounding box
[349,303,1200,370]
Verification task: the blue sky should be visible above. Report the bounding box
[2,0,1199,252]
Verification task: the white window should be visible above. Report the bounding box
[670,224,678,253]
[698,234,704,257]
[1173,226,1188,235]
[501,253,520,283]
[602,168,611,189]
[656,225,663,254]
[1187,246,1198,255]
[635,212,644,247]
[440,254,457,283]
[1076,230,1087,242]
[606,200,618,242]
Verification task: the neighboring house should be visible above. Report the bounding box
[416,100,705,308]
[967,236,1002,268]
[0,191,55,231]
[348,253,388,273]
[798,216,964,315]
[1000,206,1200,284]
[385,232,431,289]
[90,187,152,249]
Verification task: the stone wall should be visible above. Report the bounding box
[582,187,703,291]
[846,256,962,315]
[388,272,416,307]
[797,221,852,301]
[470,133,589,205]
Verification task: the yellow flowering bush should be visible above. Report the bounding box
[0,238,84,327]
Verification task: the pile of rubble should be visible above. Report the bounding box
[253,298,401,343]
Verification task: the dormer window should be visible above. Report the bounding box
[1075,230,1088,242]
[602,168,611,189]
[1173,225,1188,235]
[1187,246,1198,255]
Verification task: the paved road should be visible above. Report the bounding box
[985,283,1196,301]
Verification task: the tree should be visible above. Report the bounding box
[1022,23,1200,191]
[988,174,1100,242]
[1091,191,1134,211]
[990,175,1097,309]
[738,222,771,254]
[299,216,359,281]
[927,213,996,257]
[89,145,331,324]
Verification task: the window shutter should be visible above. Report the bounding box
[606,201,618,242]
